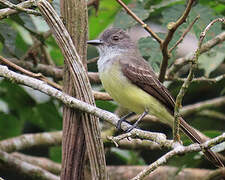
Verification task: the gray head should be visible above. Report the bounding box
[87,28,136,55]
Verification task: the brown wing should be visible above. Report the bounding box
[119,55,175,113]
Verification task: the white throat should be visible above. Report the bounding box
[97,46,125,73]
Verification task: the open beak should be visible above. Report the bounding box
[87,39,103,46]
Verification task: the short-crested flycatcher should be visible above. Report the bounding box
[87,28,223,167]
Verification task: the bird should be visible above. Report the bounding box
[87,28,224,167]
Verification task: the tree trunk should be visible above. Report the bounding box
[60,0,107,179]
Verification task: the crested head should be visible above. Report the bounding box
[100,28,136,49]
[88,28,137,56]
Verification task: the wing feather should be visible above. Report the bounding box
[119,56,175,113]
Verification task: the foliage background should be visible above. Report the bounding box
[0,0,224,179]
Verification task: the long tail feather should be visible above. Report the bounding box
[179,117,224,167]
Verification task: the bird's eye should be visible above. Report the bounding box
[112,35,119,41]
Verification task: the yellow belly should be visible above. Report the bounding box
[99,61,174,126]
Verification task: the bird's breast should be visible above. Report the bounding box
[99,59,174,125]
[99,60,150,114]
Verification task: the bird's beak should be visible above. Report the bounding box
[87,39,103,46]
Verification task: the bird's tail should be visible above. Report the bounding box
[179,117,224,167]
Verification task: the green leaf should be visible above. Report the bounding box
[13,13,37,33]
[96,100,117,113]
[189,5,223,41]
[0,112,24,139]
[198,51,225,77]
[199,0,225,14]
[49,47,64,66]
[114,4,149,29]
[0,80,62,131]
[203,130,223,138]
[162,4,223,41]
[0,22,18,57]
[138,36,162,72]
[162,4,186,27]
[88,0,130,39]
[36,101,62,131]
[0,80,36,110]
[49,146,62,163]
[45,36,64,66]
[15,28,30,56]
[111,148,145,165]
[29,16,49,33]
[21,100,62,131]
[168,151,202,168]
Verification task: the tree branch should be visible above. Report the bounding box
[167,31,225,78]
[0,130,161,157]
[1,65,224,154]
[0,149,59,180]
[115,0,162,44]
[0,55,62,90]
[0,131,62,153]
[11,152,61,175]
[0,56,111,100]
[181,96,225,117]
[132,133,225,180]
[173,17,225,142]
[169,15,200,53]
[0,65,173,148]
[0,0,40,17]
[2,58,101,83]
[0,0,36,20]
[166,75,225,83]
[159,0,196,82]
[1,152,218,180]
[205,167,225,180]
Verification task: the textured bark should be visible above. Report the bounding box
[107,166,213,180]
[60,0,87,179]
[60,0,87,177]
[60,0,107,179]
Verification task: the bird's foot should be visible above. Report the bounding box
[116,112,136,131]
[125,110,148,133]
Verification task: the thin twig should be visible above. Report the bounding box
[132,133,225,180]
[166,74,225,83]
[181,96,225,117]
[0,0,37,20]
[173,18,225,142]
[169,15,200,53]
[0,55,62,90]
[21,30,52,61]
[159,0,196,82]
[115,0,162,44]
[93,91,112,100]
[87,57,98,64]
[87,0,99,15]
[0,58,106,84]
[197,110,225,121]
[0,56,111,100]
[0,0,40,16]
[167,31,225,81]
